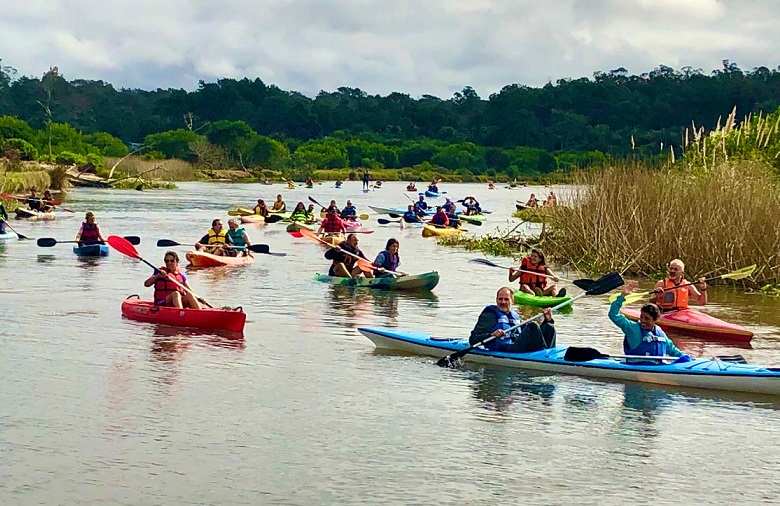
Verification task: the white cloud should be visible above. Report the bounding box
[0,0,777,98]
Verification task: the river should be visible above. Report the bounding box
[1,181,778,505]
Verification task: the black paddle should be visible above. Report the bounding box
[0,218,30,240]
[37,236,140,247]
[469,258,594,290]
[156,239,287,256]
[377,218,401,225]
[563,346,747,364]
[437,271,625,368]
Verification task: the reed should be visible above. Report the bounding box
[105,156,198,181]
[0,170,51,194]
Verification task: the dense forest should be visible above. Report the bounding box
[1,59,779,179]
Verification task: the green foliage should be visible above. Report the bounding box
[144,129,203,160]
[83,132,128,157]
[54,151,87,165]
[0,115,34,143]
[293,139,349,169]
[2,138,38,160]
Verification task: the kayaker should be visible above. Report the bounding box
[253,199,269,217]
[26,189,42,212]
[651,259,707,312]
[609,280,686,361]
[362,171,371,190]
[428,179,439,193]
[325,233,374,278]
[326,199,339,214]
[372,238,400,277]
[402,205,422,223]
[442,196,456,215]
[340,200,357,220]
[306,204,317,221]
[0,202,9,233]
[414,195,428,214]
[74,211,107,246]
[430,206,450,227]
[289,202,309,222]
[544,191,557,207]
[144,251,201,309]
[272,194,287,212]
[41,190,55,212]
[226,219,252,257]
[335,180,343,188]
[525,194,539,207]
[317,208,347,235]
[462,196,482,215]
[469,287,556,352]
[509,248,565,297]
[195,219,233,256]
[406,182,417,191]
[305,177,314,186]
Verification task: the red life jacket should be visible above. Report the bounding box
[153,268,186,304]
[519,257,547,289]
[322,215,344,233]
[80,221,100,244]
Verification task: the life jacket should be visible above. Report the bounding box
[272,201,285,211]
[519,257,547,289]
[374,250,399,275]
[657,277,690,311]
[253,205,268,217]
[429,185,439,193]
[340,206,357,219]
[484,305,520,351]
[431,212,449,226]
[443,201,456,213]
[623,324,668,358]
[226,228,247,248]
[414,201,428,212]
[153,268,186,303]
[322,215,344,233]
[290,209,308,222]
[207,228,227,245]
[28,198,42,211]
[80,221,100,244]
[402,211,418,222]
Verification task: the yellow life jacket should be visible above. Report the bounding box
[207,229,227,245]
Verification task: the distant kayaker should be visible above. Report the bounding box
[373,238,400,277]
[306,204,317,221]
[430,206,450,227]
[544,191,557,207]
[305,177,314,186]
[195,219,233,256]
[651,259,707,312]
[318,208,346,235]
[402,205,422,223]
[362,171,371,190]
[509,248,565,297]
[469,287,556,352]
[272,194,287,212]
[326,199,339,214]
[428,179,440,193]
[340,200,357,220]
[462,196,481,215]
[289,202,309,222]
[414,195,428,214]
[144,251,201,309]
[75,211,107,246]
[406,182,417,191]
[226,219,252,257]
[442,196,456,215]
[335,180,343,188]
[41,190,55,212]
[525,194,539,207]
[610,280,686,361]
[26,189,42,212]
[253,199,269,217]
[325,233,373,278]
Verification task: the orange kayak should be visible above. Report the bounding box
[620,307,753,342]
[121,296,246,333]
[185,250,255,267]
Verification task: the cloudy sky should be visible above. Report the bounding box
[1,0,777,99]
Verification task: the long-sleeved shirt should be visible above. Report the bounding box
[608,296,683,357]
[469,308,554,345]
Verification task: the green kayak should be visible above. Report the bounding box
[514,290,572,307]
[457,214,485,225]
[313,271,440,292]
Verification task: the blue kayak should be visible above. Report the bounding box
[369,205,457,217]
[357,327,780,396]
[73,244,109,257]
[423,190,445,198]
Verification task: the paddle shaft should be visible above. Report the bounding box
[298,230,407,276]
[0,218,29,239]
[144,257,213,308]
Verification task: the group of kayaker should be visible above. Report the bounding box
[524,192,557,208]
[194,218,253,257]
[325,234,399,279]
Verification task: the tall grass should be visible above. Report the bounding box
[0,170,52,194]
[105,156,198,181]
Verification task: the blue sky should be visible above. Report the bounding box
[0,0,776,99]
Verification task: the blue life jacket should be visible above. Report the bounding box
[402,211,418,222]
[374,250,399,276]
[414,201,428,212]
[340,205,357,219]
[443,201,456,213]
[623,323,667,357]
[226,227,247,249]
[484,305,520,351]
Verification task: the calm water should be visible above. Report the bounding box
[1,181,779,505]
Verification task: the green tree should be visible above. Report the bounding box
[84,131,129,157]
[144,129,203,160]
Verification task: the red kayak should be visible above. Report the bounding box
[121,295,246,333]
[185,250,254,267]
[620,307,753,342]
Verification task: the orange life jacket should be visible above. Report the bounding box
[154,268,186,304]
[657,277,690,311]
[519,257,547,289]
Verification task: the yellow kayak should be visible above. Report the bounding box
[421,224,465,238]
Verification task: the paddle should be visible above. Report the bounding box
[469,258,593,289]
[310,196,368,220]
[610,264,757,304]
[0,218,30,240]
[37,236,140,247]
[436,271,624,368]
[290,228,408,276]
[377,218,401,225]
[107,235,213,308]
[563,346,747,364]
[156,239,287,256]
[1,192,72,212]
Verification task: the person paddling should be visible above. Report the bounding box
[253,199,269,217]
[144,251,201,309]
[402,205,422,223]
[508,248,565,297]
[525,193,539,207]
[373,238,400,277]
[428,179,440,193]
[226,219,252,257]
[75,211,107,246]
[289,202,309,222]
[317,208,346,235]
[462,196,481,215]
[362,171,371,190]
[326,199,339,214]
[651,259,707,312]
[430,206,450,227]
[414,195,428,215]
[1,202,10,233]
[340,200,357,220]
[272,194,287,212]
[325,233,373,279]
[195,219,233,256]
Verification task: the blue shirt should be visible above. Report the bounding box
[608,296,683,357]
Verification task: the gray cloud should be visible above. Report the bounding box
[0,0,777,99]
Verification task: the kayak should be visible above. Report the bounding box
[185,250,255,267]
[369,205,436,217]
[343,219,363,231]
[320,233,345,246]
[0,230,17,240]
[620,307,753,342]
[121,295,246,333]
[399,220,424,228]
[424,190,443,198]
[422,224,464,238]
[240,215,266,224]
[73,244,109,257]
[286,221,316,232]
[457,214,485,225]
[357,327,780,396]
[514,290,571,308]
[15,208,55,221]
[314,271,440,291]
[406,186,417,192]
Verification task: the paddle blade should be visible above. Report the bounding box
[124,236,141,245]
[720,264,756,280]
[388,213,402,219]
[572,278,596,290]
[584,272,624,296]
[37,238,58,247]
[563,347,607,362]
[608,292,646,304]
[248,244,287,256]
[288,231,304,238]
[469,258,504,269]
[358,213,369,220]
[377,218,398,225]
[107,235,140,259]
[157,239,181,247]
[265,215,283,224]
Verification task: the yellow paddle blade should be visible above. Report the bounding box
[359,213,369,220]
[719,264,756,280]
[608,292,646,304]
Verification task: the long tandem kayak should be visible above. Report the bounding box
[357,327,780,396]
[185,250,255,267]
[620,307,753,342]
[121,295,246,333]
[314,271,440,291]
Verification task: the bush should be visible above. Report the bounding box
[3,138,38,160]
[55,151,87,165]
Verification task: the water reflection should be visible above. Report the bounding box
[327,285,439,323]
[466,366,556,413]
[36,254,57,263]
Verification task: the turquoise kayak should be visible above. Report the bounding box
[313,271,440,292]
[357,327,780,396]
[73,244,109,257]
[514,290,571,307]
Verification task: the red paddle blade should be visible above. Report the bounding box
[288,231,304,238]
[107,235,140,259]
